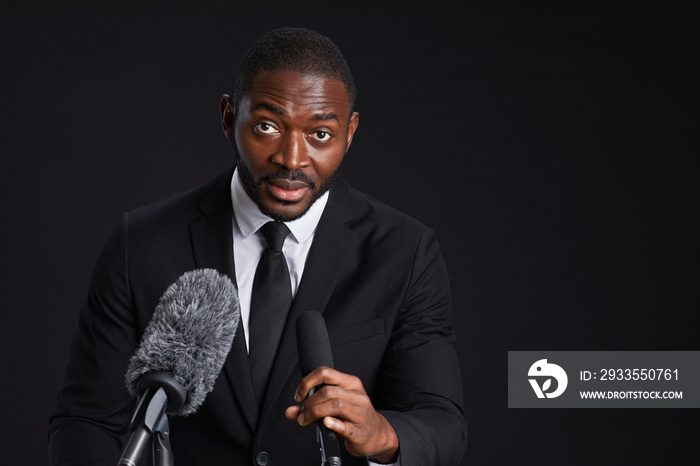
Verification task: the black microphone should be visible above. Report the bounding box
[296,311,342,466]
[119,269,240,466]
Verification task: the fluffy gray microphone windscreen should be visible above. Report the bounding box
[125,269,240,416]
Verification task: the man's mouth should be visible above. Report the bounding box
[266,179,310,202]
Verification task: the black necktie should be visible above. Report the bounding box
[249,221,292,404]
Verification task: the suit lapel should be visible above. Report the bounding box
[260,179,357,420]
[188,168,259,432]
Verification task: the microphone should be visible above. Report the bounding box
[296,311,342,466]
[119,269,240,466]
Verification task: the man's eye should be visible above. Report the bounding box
[311,131,330,141]
[255,123,277,133]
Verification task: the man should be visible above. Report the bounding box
[49,28,466,465]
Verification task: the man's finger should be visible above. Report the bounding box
[295,366,363,400]
[284,405,302,422]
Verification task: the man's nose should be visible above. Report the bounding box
[271,131,311,169]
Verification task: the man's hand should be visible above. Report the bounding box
[285,366,399,464]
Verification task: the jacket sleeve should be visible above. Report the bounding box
[49,213,137,465]
[377,228,467,466]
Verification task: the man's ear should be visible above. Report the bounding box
[345,112,360,154]
[220,94,235,140]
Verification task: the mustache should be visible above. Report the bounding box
[259,169,316,189]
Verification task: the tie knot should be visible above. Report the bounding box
[260,221,290,252]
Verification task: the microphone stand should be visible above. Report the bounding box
[309,386,342,466]
[148,388,175,466]
[317,424,342,466]
[118,387,174,466]
[118,372,186,466]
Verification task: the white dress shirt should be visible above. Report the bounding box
[230,168,328,351]
[230,168,399,466]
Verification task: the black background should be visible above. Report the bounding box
[1,12,698,465]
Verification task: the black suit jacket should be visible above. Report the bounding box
[49,168,467,466]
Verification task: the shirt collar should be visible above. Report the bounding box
[230,168,329,243]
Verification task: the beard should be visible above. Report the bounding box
[236,153,341,222]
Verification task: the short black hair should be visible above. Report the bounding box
[231,27,356,112]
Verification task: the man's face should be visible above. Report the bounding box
[220,70,359,222]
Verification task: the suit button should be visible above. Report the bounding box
[256,451,270,465]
